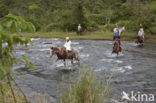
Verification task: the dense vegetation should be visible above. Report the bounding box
[0,0,156,34]
[0,14,35,103]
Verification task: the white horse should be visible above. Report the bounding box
[119,27,125,35]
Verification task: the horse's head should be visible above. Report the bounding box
[121,27,125,32]
[50,47,60,58]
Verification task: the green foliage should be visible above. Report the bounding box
[59,67,111,103]
[45,23,61,32]
[150,1,156,13]
[60,0,88,31]
[4,14,36,32]
[1,0,156,33]
[28,4,42,12]
[103,24,116,31]
[0,5,9,18]
[0,14,35,102]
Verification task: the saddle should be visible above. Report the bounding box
[61,47,73,57]
[114,40,120,46]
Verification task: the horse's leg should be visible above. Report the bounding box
[78,59,80,66]
[117,52,119,57]
[71,59,73,65]
[74,52,80,65]
[116,46,120,56]
[120,47,123,54]
[112,47,115,54]
[55,58,59,67]
[64,59,66,67]
[50,50,52,57]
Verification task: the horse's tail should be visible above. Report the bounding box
[75,52,79,61]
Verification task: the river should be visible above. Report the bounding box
[13,38,156,103]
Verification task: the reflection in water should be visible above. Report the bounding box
[13,38,156,103]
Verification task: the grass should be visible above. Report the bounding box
[20,30,156,43]
[0,81,26,103]
[58,67,112,103]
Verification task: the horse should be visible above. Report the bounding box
[118,27,125,35]
[136,36,144,46]
[112,41,122,56]
[76,28,83,35]
[50,46,80,67]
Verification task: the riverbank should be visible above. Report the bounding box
[21,31,156,43]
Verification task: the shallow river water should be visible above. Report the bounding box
[13,38,156,103]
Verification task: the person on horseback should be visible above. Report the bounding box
[78,24,82,31]
[64,37,71,51]
[138,28,144,41]
[117,24,120,33]
[112,34,122,56]
[113,34,121,49]
[113,34,120,43]
[113,27,118,35]
[63,37,72,57]
[140,24,143,29]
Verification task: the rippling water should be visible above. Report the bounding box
[13,38,156,103]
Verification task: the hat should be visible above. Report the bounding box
[66,37,69,40]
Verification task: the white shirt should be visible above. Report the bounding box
[113,28,117,32]
[64,40,71,50]
[78,26,81,31]
[138,30,144,37]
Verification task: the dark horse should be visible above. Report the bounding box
[50,47,80,67]
[112,41,122,56]
[76,28,83,35]
[136,36,144,46]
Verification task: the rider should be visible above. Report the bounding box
[64,37,72,54]
[140,24,143,29]
[117,24,120,33]
[78,24,82,31]
[113,34,121,45]
[113,27,118,35]
[138,28,144,41]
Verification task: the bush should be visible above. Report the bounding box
[126,21,139,32]
[59,68,111,103]
[0,5,9,17]
[148,26,156,35]
[103,24,116,31]
[45,23,61,32]
[117,20,129,27]
[26,17,41,31]
[86,21,98,31]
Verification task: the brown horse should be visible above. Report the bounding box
[50,47,80,67]
[112,41,122,56]
[136,36,144,46]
